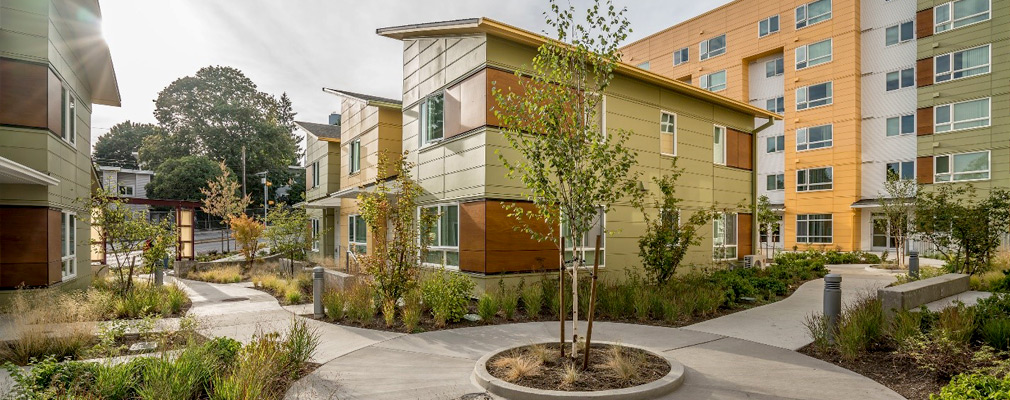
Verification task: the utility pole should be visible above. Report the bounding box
[262,176,269,220]
[241,145,247,200]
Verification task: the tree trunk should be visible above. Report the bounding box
[559,238,566,358]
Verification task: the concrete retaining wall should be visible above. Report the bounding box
[878,273,969,318]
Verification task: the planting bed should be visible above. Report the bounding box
[800,344,942,400]
[484,343,671,391]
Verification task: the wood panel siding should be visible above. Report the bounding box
[0,207,55,287]
[485,68,524,127]
[917,58,933,88]
[0,58,48,129]
[917,107,933,136]
[917,156,933,184]
[726,128,753,170]
[458,201,486,273]
[47,209,61,284]
[444,69,488,139]
[916,8,933,39]
[737,213,753,259]
[458,199,559,274]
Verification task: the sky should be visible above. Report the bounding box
[92,0,732,151]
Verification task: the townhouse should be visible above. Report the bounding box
[0,0,120,291]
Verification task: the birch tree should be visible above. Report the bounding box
[876,170,916,269]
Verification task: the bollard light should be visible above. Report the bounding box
[823,273,842,344]
[313,266,325,318]
[155,256,166,286]
[909,250,919,280]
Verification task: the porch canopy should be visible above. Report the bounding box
[0,156,59,186]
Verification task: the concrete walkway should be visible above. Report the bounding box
[683,264,899,350]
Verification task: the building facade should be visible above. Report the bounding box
[0,0,119,291]
[621,0,951,252]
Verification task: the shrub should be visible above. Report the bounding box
[420,268,475,327]
[322,290,346,320]
[186,266,243,283]
[835,295,883,360]
[632,288,653,321]
[980,318,1010,350]
[401,290,423,332]
[936,303,975,344]
[284,288,303,305]
[382,299,397,327]
[888,309,923,348]
[932,373,1010,400]
[804,313,831,353]
[521,282,543,317]
[137,343,216,400]
[498,281,519,321]
[477,293,498,324]
[900,333,975,379]
[346,284,375,325]
[542,276,562,318]
[283,319,319,372]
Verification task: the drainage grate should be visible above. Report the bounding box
[219,297,249,302]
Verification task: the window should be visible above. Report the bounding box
[713,125,726,165]
[796,39,832,70]
[348,214,366,254]
[660,112,677,156]
[935,44,990,83]
[935,0,990,33]
[885,21,914,46]
[562,207,606,266]
[886,67,915,91]
[61,212,76,280]
[118,185,134,196]
[66,92,76,144]
[700,70,726,92]
[796,124,832,151]
[886,161,915,181]
[797,214,832,243]
[419,92,444,146]
[713,213,738,260]
[637,61,651,70]
[796,0,832,29]
[766,134,785,153]
[673,48,689,66]
[796,82,832,110]
[766,173,785,191]
[759,15,780,37]
[760,216,783,245]
[797,167,833,191]
[935,150,990,182]
[699,34,726,60]
[349,139,361,173]
[766,58,784,77]
[311,161,320,188]
[766,97,785,114]
[887,114,915,136]
[935,98,990,133]
[421,204,459,268]
[311,219,320,252]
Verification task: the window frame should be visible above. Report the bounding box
[886,114,916,136]
[934,97,991,133]
[713,125,727,166]
[700,70,727,92]
[348,214,367,254]
[699,34,727,61]
[712,213,738,261]
[885,160,916,181]
[934,0,991,33]
[766,97,785,114]
[934,44,991,84]
[118,185,134,196]
[885,67,916,92]
[766,58,784,77]
[61,211,76,280]
[884,20,915,46]
[795,39,833,70]
[795,0,832,29]
[659,111,677,157]
[796,124,833,151]
[934,150,990,183]
[766,173,786,191]
[766,134,785,153]
[561,207,606,268]
[796,81,833,110]
[349,139,361,174]
[759,15,780,38]
[312,161,320,187]
[796,213,833,244]
[673,48,689,66]
[637,61,651,70]
[796,166,834,192]
[311,219,321,252]
[420,203,460,269]
[419,91,445,147]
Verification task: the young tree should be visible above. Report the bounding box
[913,184,1010,275]
[754,196,779,259]
[492,0,638,356]
[83,190,175,294]
[638,161,716,285]
[201,161,252,233]
[264,204,312,275]
[230,213,265,272]
[357,151,436,309]
[876,170,917,269]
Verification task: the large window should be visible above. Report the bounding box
[886,67,915,91]
[887,114,915,136]
[767,134,785,153]
[797,214,832,243]
[796,0,832,29]
[660,111,677,156]
[700,70,726,92]
[673,48,689,66]
[935,44,990,83]
[766,58,784,77]
[61,212,76,280]
[935,150,990,182]
[699,34,726,61]
[766,173,785,191]
[311,219,320,252]
[349,139,361,173]
[935,98,990,133]
[796,39,832,70]
[796,82,832,110]
[885,21,914,46]
[713,213,738,260]
[766,96,785,114]
[886,161,915,181]
[419,92,444,146]
[796,124,832,151]
[760,15,780,37]
[421,204,459,268]
[348,214,366,254]
[934,0,990,33]
[562,207,605,267]
[713,125,726,166]
[797,167,833,192]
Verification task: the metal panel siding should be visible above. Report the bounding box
[135,174,151,199]
[862,0,918,31]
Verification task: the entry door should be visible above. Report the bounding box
[871,213,896,250]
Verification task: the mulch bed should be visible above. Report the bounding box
[486,343,670,391]
[799,344,944,400]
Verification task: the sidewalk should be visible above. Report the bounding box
[683,264,898,350]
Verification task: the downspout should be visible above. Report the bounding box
[751,117,776,259]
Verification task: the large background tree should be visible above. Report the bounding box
[93,121,162,168]
[139,66,301,205]
[146,155,222,201]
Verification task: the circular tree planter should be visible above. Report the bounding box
[472,342,685,400]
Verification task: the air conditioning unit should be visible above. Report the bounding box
[743,255,765,269]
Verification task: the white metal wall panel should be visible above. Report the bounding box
[861,0,917,32]
[135,173,152,199]
[749,53,785,205]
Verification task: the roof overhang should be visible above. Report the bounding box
[851,198,914,209]
[304,196,342,209]
[377,17,781,121]
[322,88,402,109]
[0,156,60,186]
[769,203,785,212]
[53,0,121,106]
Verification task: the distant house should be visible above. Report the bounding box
[97,165,155,216]
[0,0,120,293]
